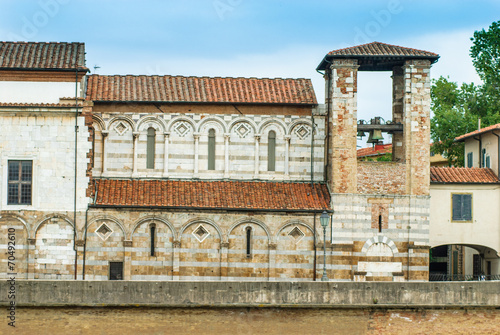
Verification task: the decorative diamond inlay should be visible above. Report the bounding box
[96,223,113,241]
[288,227,305,243]
[235,123,251,138]
[114,121,129,136]
[193,224,210,242]
[173,121,191,137]
[294,125,311,139]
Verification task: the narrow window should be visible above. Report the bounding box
[91,127,95,168]
[147,127,156,169]
[467,152,473,168]
[378,215,382,233]
[109,261,123,280]
[150,224,156,257]
[208,128,215,170]
[481,148,486,168]
[486,155,491,168]
[268,130,276,171]
[8,160,32,205]
[452,194,472,221]
[246,227,252,258]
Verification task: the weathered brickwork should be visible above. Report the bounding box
[328,59,358,194]
[357,162,406,195]
[403,59,431,196]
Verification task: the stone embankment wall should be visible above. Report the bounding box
[2,280,499,307]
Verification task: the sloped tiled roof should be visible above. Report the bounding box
[455,123,500,141]
[430,167,500,184]
[317,42,439,71]
[357,144,392,158]
[0,41,87,70]
[326,42,438,57]
[93,179,330,211]
[85,75,317,105]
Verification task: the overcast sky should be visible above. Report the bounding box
[1,0,498,145]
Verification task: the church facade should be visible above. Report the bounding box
[0,41,438,281]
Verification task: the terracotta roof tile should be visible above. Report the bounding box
[357,144,392,158]
[85,75,317,105]
[93,179,330,211]
[317,42,439,71]
[455,123,500,141]
[430,167,499,184]
[326,42,438,57]
[0,41,87,70]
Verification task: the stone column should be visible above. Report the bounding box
[193,133,200,177]
[392,65,405,162]
[284,135,291,178]
[75,240,85,280]
[328,59,359,194]
[123,240,132,280]
[268,242,277,281]
[403,59,432,195]
[27,238,36,279]
[254,134,261,179]
[172,240,180,281]
[220,242,229,279]
[163,132,170,178]
[224,133,230,178]
[101,130,109,176]
[132,132,139,177]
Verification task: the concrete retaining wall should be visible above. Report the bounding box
[2,280,500,307]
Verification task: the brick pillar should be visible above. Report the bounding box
[172,240,180,280]
[392,65,405,162]
[27,238,36,279]
[327,59,359,194]
[268,243,277,281]
[220,242,229,279]
[123,240,132,280]
[403,59,431,195]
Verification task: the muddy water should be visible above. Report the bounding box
[2,307,499,335]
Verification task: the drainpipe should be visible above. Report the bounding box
[316,61,331,181]
[474,136,482,167]
[492,131,500,176]
[311,109,315,187]
[73,55,79,280]
[82,207,89,280]
[313,213,317,281]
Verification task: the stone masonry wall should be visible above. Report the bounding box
[91,107,325,182]
[330,194,430,281]
[328,59,358,194]
[357,162,406,195]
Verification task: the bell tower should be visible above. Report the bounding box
[316,42,439,281]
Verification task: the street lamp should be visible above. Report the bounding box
[320,211,330,281]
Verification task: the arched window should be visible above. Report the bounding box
[150,224,156,257]
[246,227,252,258]
[268,130,276,171]
[208,128,215,170]
[91,127,95,168]
[147,127,155,169]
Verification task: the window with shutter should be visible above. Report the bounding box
[208,129,215,170]
[467,152,473,168]
[147,127,155,169]
[452,194,472,221]
[268,130,276,171]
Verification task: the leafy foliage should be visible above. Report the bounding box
[431,20,500,166]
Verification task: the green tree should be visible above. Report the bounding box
[430,77,478,166]
[431,20,500,166]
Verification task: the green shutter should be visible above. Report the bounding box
[147,128,155,169]
[452,194,472,221]
[268,131,276,171]
[208,129,215,170]
[462,194,472,220]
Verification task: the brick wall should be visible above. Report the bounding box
[357,162,406,195]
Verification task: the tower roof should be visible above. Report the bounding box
[316,42,439,71]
